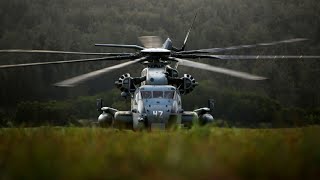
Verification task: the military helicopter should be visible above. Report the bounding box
[1,14,320,130]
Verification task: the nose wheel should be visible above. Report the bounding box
[136,117,148,131]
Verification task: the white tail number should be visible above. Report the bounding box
[153,111,163,116]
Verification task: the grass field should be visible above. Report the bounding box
[0,126,320,179]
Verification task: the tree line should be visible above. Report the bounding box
[0,0,319,126]
[1,83,319,127]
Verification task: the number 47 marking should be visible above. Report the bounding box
[153,111,163,116]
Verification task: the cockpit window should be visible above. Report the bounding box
[153,91,163,98]
[141,91,152,99]
[141,90,175,99]
[164,91,174,99]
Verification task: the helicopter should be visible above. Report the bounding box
[1,14,320,130]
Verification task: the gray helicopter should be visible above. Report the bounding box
[1,14,320,130]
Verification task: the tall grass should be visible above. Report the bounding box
[0,126,320,179]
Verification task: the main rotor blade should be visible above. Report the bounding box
[54,57,147,87]
[174,54,320,60]
[0,55,135,69]
[213,55,320,60]
[95,44,145,50]
[0,49,132,56]
[169,57,267,80]
[177,38,308,54]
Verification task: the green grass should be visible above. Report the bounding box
[1,126,320,179]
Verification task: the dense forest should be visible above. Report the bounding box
[0,0,319,126]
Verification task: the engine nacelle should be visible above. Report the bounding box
[179,74,198,95]
[115,73,135,94]
[166,65,179,78]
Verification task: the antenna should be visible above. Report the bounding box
[180,12,198,51]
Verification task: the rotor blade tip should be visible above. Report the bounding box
[53,83,75,88]
[255,77,268,81]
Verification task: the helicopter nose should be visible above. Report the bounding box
[144,100,172,123]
